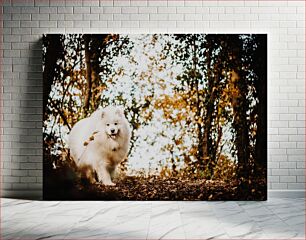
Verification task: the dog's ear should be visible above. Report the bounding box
[115,107,124,116]
[101,110,105,119]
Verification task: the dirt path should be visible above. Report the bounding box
[44,163,266,200]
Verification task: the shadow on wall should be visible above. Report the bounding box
[3,39,43,200]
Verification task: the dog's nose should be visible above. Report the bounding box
[111,129,115,133]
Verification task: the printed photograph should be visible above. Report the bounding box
[43,34,267,200]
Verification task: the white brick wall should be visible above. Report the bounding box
[1,0,305,197]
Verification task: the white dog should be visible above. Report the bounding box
[68,106,131,185]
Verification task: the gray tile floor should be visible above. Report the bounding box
[1,198,305,239]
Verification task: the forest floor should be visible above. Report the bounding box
[44,163,267,200]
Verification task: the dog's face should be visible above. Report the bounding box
[101,107,124,138]
[105,120,120,137]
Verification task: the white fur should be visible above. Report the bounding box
[68,106,131,185]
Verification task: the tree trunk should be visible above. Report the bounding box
[202,46,216,177]
[83,34,108,116]
[43,34,63,115]
[84,35,93,116]
[254,35,267,171]
[229,36,250,180]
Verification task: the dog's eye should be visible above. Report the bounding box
[114,123,118,125]
[106,124,110,126]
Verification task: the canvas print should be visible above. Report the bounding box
[43,34,267,200]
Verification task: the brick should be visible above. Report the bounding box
[270,121,288,128]
[12,28,32,35]
[279,7,297,14]
[12,183,28,189]
[65,14,83,20]
[12,170,28,177]
[20,177,37,183]
[219,13,244,21]
[138,7,157,13]
[287,150,305,157]
[196,7,209,14]
[4,50,20,58]
[148,0,167,6]
[210,21,234,28]
[114,14,129,21]
[271,183,288,189]
[20,21,39,28]
[289,169,305,176]
[121,20,139,28]
[12,14,31,20]
[158,20,176,28]
[177,7,196,14]
[269,162,279,168]
[176,21,195,28]
[83,0,99,6]
[74,7,90,14]
[99,14,113,20]
[4,176,20,183]
[168,14,184,21]
[272,169,289,176]
[21,6,39,13]
[4,6,21,13]
[289,135,305,142]
[31,13,50,20]
[121,7,138,14]
[114,0,130,6]
[99,0,113,6]
[279,128,297,135]
[31,183,43,190]
[279,114,296,121]
[2,169,12,176]
[210,7,225,13]
[66,1,82,6]
[289,121,304,128]
[50,14,65,20]
[90,21,107,28]
[34,0,49,6]
[39,21,57,28]
[74,21,90,28]
[139,21,158,28]
[297,176,305,183]
[268,142,279,149]
[104,7,121,14]
[269,176,279,183]
[58,21,73,28]
[185,14,203,21]
[280,176,296,183]
[130,14,149,21]
[3,29,11,37]
[131,0,147,6]
[28,170,42,177]
[158,7,176,14]
[150,14,168,21]
[280,162,296,169]
[296,162,305,169]
[251,7,278,14]
[39,6,57,14]
[57,7,73,14]
[49,0,65,6]
[297,142,305,149]
[90,7,104,13]
[4,21,20,28]
[288,183,305,189]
